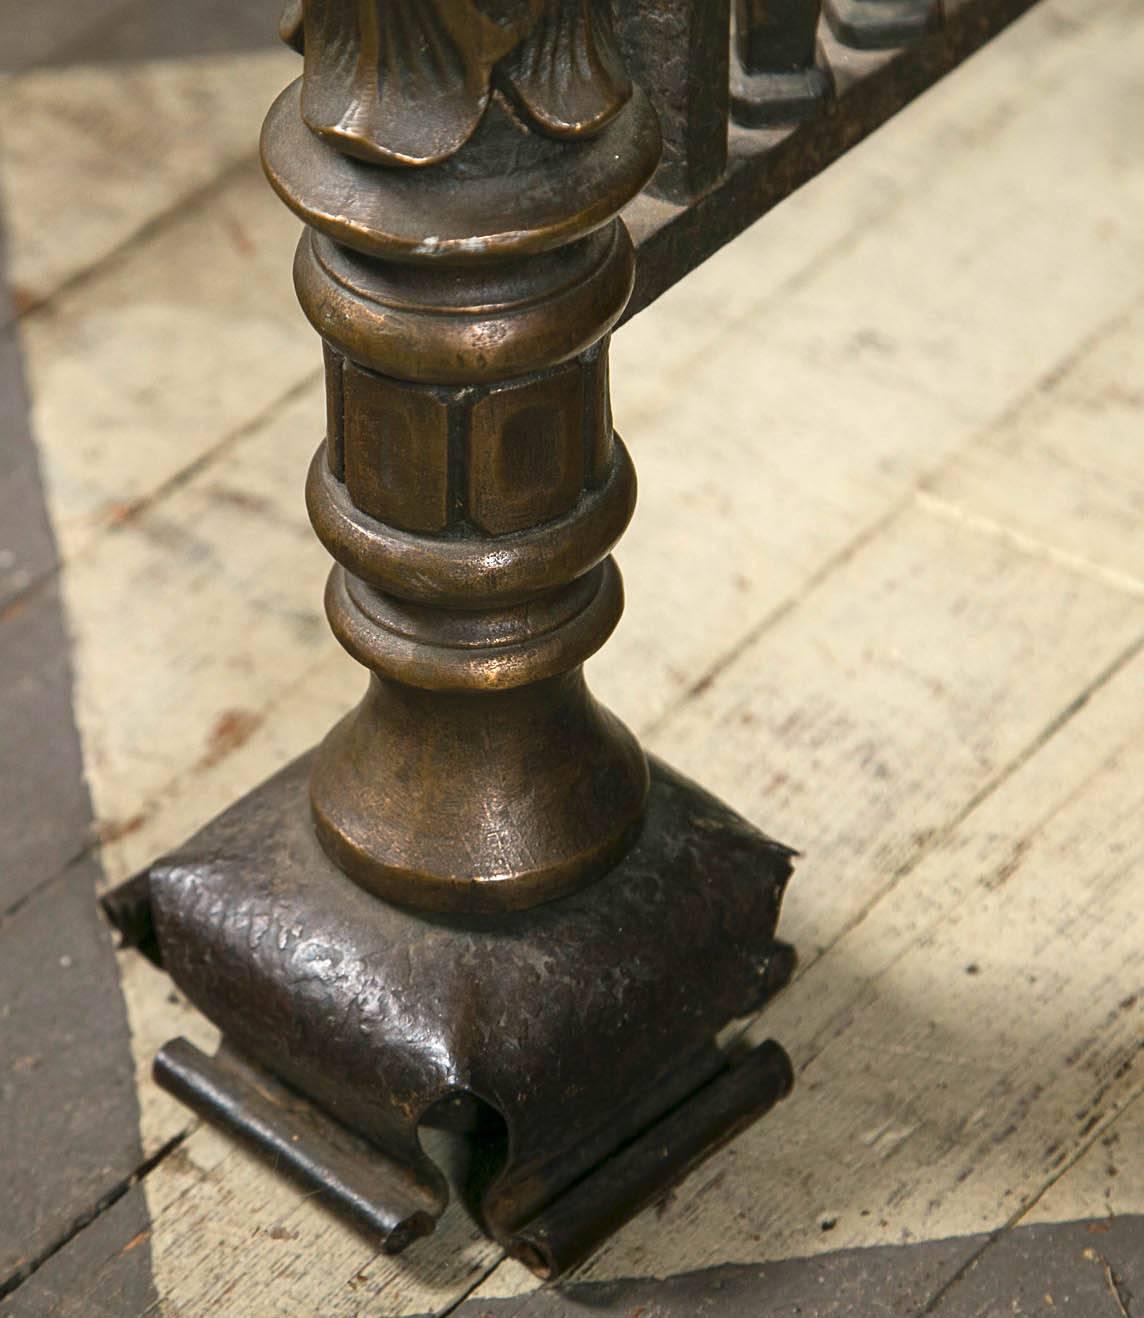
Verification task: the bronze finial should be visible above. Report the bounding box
[284,0,631,167]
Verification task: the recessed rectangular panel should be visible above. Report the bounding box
[343,363,451,533]
[467,363,586,536]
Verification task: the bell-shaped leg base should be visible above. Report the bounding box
[108,752,798,1278]
[310,667,650,915]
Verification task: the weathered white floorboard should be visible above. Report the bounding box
[646,504,1144,961]
[602,0,1144,732]
[476,643,1143,1297]
[613,0,1128,426]
[20,162,311,568]
[64,381,329,879]
[923,298,1144,592]
[0,49,295,313]
[135,1122,499,1318]
[1023,1091,1144,1224]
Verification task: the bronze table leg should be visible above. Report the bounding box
[106,0,797,1278]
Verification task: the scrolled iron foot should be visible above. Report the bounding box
[151,1035,793,1279]
[153,1039,445,1255]
[505,1040,794,1278]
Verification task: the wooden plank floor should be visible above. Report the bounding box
[1,0,1141,1313]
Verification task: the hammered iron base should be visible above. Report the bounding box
[110,754,798,1278]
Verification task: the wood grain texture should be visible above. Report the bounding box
[21,164,312,569]
[59,380,329,890]
[602,0,1144,733]
[923,299,1144,595]
[622,0,1135,317]
[646,505,1144,962]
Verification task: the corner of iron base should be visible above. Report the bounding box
[104,752,799,1280]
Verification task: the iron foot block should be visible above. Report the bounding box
[110,753,798,1277]
[731,63,835,128]
[824,0,943,49]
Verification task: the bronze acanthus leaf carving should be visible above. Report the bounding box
[281,0,633,167]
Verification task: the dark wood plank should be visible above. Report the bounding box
[0,232,89,907]
[0,0,280,73]
[0,319,55,612]
[0,1186,155,1318]
[0,212,154,1308]
[445,1218,1144,1317]
[0,583,94,913]
[451,1234,985,1317]
[929,1216,1144,1316]
[47,0,282,67]
[0,856,154,1303]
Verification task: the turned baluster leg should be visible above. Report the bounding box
[261,3,659,915]
[293,197,652,915]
